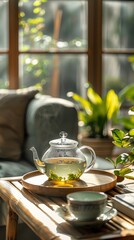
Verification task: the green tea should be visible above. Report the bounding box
[44,157,86,181]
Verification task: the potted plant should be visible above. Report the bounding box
[67,84,120,157]
[107,106,134,181]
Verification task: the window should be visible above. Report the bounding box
[0,0,134,98]
[102,0,134,95]
[19,0,89,98]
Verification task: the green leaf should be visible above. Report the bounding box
[33,7,41,14]
[112,129,125,147]
[78,111,90,125]
[33,0,41,7]
[118,116,134,130]
[116,153,129,167]
[68,92,92,112]
[128,56,134,62]
[119,84,134,102]
[106,157,116,168]
[125,175,134,180]
[114,170,120,176]
[87,87,102,105]
[118,168,133,177]
[106,90,120,119]
[130,106,134,112]
[129,129,134,137]
[114,168,133,177]
[122,136,131,148]
[131,148,134,154]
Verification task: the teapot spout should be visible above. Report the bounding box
[30,147,45,173]
[30,146,39,161]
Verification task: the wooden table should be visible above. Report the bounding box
[0,174,134,240]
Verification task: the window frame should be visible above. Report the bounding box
[7,0,103,94]
[1,0,133,95]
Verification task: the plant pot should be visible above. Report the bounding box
[79,137,114,158]
[116,175,124,182]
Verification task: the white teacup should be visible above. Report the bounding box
[67,191,110,221]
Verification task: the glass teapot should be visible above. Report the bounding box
[30,131,96,182]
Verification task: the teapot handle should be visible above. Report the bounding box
[79,145,96,172]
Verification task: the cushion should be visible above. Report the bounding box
[0,160,36,178]
[0,87,39,161]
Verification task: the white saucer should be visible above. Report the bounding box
[59,205,117,227]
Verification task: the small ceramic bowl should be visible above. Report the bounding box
[66,191,107,221]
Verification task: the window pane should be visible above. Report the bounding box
[0,0,8,50]
[103,1,134,49]
[0,55,8,88]
[19,0,87,51]
[102,54,134,94]
[19,54,87,98]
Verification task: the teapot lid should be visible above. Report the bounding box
[49,131,78,148]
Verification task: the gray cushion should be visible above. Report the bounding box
[0,160,35,178]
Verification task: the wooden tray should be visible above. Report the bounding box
[22,170,117,197]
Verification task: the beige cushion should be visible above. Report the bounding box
[0,87,39,161]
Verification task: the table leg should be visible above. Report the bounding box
[6,205,18,240]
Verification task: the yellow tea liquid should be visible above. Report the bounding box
[44,157,86,181]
